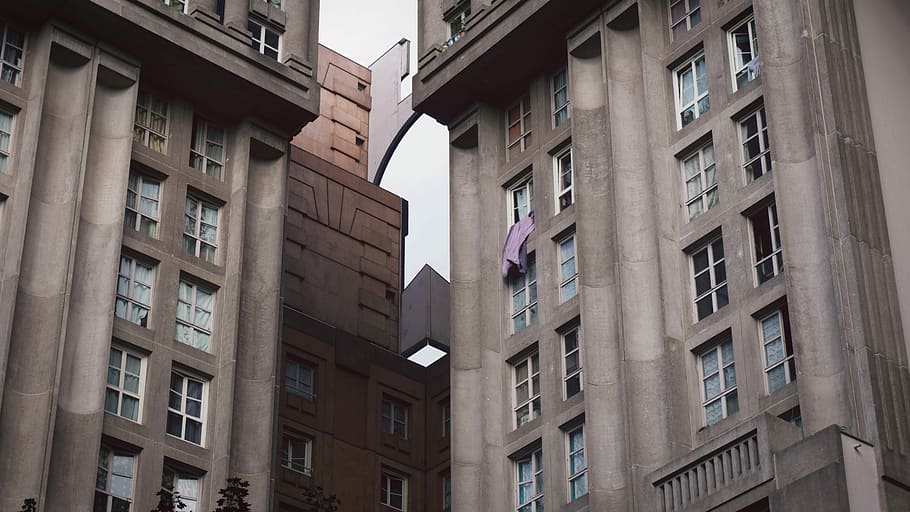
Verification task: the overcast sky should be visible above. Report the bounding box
[319,2,451,287]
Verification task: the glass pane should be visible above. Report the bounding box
[768,365,787,393]
[565,352,579,373]
[721,341,734,365]
[692,249,708,273]
[696,297,713,320]
[108,367,120,386]
[766,339,785,365]
[169,390,182,411]
[694,271,712,296]
[186,380,203,399]
[104,389,120,414]
[124,374,140,394]
[726,391,739,415]
[566,375,581,398]
[570,452,585,474]
[167,412,183,436]
[716,285,729,308]
[702,351,718,376]
[704,373,721,399]
[121,395,139,421]
[762,315,781,341]
[723,365,737,388]
[186,399,201,418]
[125,355,141,375]
[185,419,202,444]
[705,400,723,425]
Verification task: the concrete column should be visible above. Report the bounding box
[282,0,318,74]
[753,0,854,434]
[569,31,631,510]
[448,119,484,512]
[0,43,94,509]
[44,58,139,512]
[606,9,672,506]
[230,139,288,509]
[222,0,249,38]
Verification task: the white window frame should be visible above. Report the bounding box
[691,237,728,321]
[668,0,701,40]
[381,399,409,439]
[95,444,136,512]
[183,194,219,264]
[167,370,207,446]
[105,346,146,423]
[162,466,201,512]
[557,232,578,303]
[115,254,154,328]
[446,4,471,40]
[728,15,759,91]
[0,109,14,173]
[175,279,215,352]
[552,68,569,127]
[125,172,161,238]
[281,433,312,476]
[673,52,709,129]
[554,146,573,212]
[189,117,226,179]
[248,19,281,61]
[506,94,532,157]
[513,352,541,429]
[515,448,544,512]
[380,470,407,511]
[442,473,451,509]
[561,324,583,400]
[133,91,169,152]
[681,141,717,222]
[163,0,187,13]
[510,255,537,334]
[740,106,771,182]
[566,424,587,501]
[285,358,315,401]
[760,309,796,393]
[507,174,534,225]
[0,22,25,87]
[751,202,782,285]
[699,338,738,426]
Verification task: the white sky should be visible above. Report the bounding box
[319,2,451,287]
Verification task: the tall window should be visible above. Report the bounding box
[175,280,214,352]
[558,233,578,302]
[0,21,24,86]
[681,141,717,221]
[740,106,771,182]
[508,175,533,224]
[750,202,782,284]
[115,254,154,327]
[700,338,738,426]
[442,473,451,510]
[281,433,312,475]
[729,15,759,90]
[190,117,226,179]
[562,325,583,399]
[183,195,219,263]
[511,256,537,333]
[133,91,169,152]
[125,172,161,238]
[95,444,136,512]
[105,346,145,422]
[674,52,709,128]
[163,0,187,13]
[285,358,314,400]
[515,449,543,512]
[249,20,280,60]
[0,109,13,173]
[760,308,796,393]
[380,471,407,511]
[513,352,540,428]
[506,94,532,159]
[691,237,728,321]
[552,68,569,127]
[167,371,206,445]
[554,147,573,212]
[162,466,200,512]
[669,0,701,40]
[442,402,451,437]
[381,399,408,439]
[566,425,587,501]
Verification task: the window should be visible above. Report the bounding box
[515,448,543,511]
[183,195,219,263]
[674,52,709,128]
[508,175,533,225]
[729,16,759,90]
[0,109,13,173]
[175,280,214,352]
[105,346,145,422]
[552,68,569,127]
[669,0,701,40]
[249,20,280,61]
[94,444,136,512]
[162,466,200,512]
[760,308,796,393]
[124,172,161,238]
[511,256,537,333]
[380,470,407,511]
[554,146,573,212]
[699,337,738,426]
[558,233,578,302]
[115,254,154,327]
[167,371,206,445]
[0,21,24,86]
[691,237,728,321]
[562,325,583,399]
[681,142,717,221]
[750,203,782,284]
[163,0,187,13]
[381,399,408,439]
[442,402,451,437]
[778,406,802,430]
[446,4,470,39]
[281,433,312,475]
[266,0,282,7]
[506,94,532,159]
[190,117,226,179]
[133,91,168,152]
[566,425,587,501]
[442,473,451,509]
[285,358,314,400]
[513,352,540,428]
[740,106,771,182]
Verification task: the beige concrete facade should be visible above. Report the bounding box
[414,0,910,510]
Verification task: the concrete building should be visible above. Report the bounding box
[413,0,910,511]
[0,0,319,510]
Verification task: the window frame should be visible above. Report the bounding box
[183,194,220,264]
[442,401,451,438]
[552,68,569,127]
[510,255,538,334]
[673,51,709,129]
[506,94,532,158]
[513,352,541,429]
[445,3,471,40]
[115,254,155,328]
[680,141,717,222]
[95,444,137,512]
[175,279,215,352]
[381,398,409,440]
[728,15,759,91]
[162,465,202,512]
[280,432,312,476]
[189,117,226,180]
[125,172,162,238]
[380,470,408,511]
[166,370,207,446]
[442,472,451,510]
[740,105,771,182]
[566,424,588,501]
[507,173,534,225]
[759,308,796,394]
[668,0,701,41]
[553,146,573,212]
[698,337,738,426]
[285,357,315,401]
[163,0,188,13]
[0,108,15,173]
[0,21,25,87]
[133,91,169,152]
[561,324,583,400]
[248,19,281,61]
[515,448,544,511]
[750,202,782,285]
[690,236,728,321]
[105,345,146,423]
[557,232,578,303]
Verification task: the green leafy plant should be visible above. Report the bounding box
[301,485,340,512]
[212,477,251,512]
[20,498,37,512]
